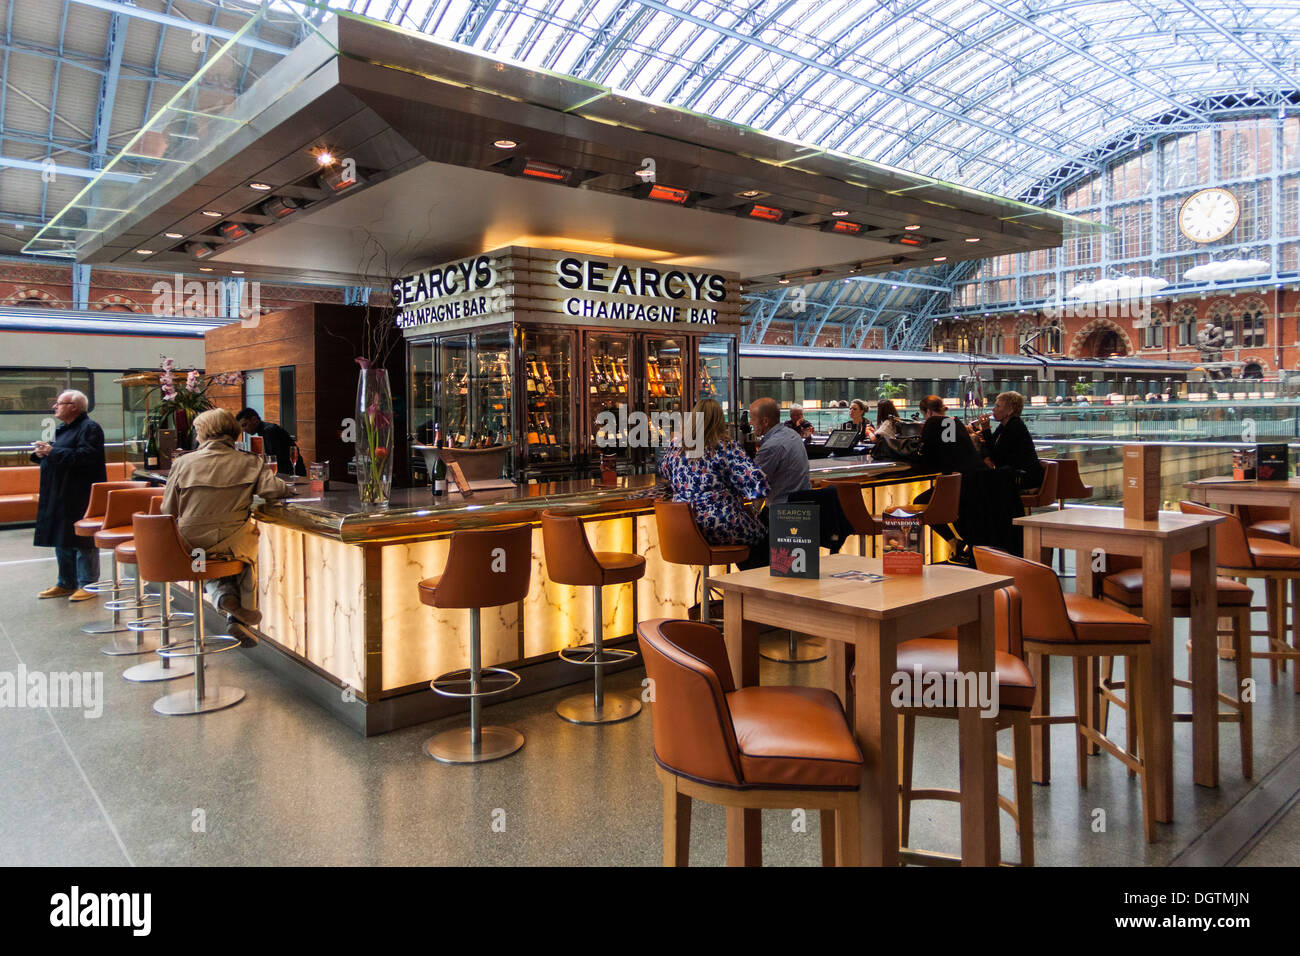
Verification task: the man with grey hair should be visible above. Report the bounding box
[32,389,107,600]
[751,396,810,505]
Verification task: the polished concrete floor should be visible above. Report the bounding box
[1,526,1298,866]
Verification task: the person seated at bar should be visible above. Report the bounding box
[235,407,306,476]
[912,395,986,561]
[784,405,814,439]
[163,408,294,636]
[750,396,810,506]
[975,390,1043,491]
[659,398,769,550]
[840,398,875,444]
[873,399,902,442]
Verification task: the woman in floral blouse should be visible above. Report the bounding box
[659,399,769,546]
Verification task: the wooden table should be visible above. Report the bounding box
[710,554,1012,867]
[1187,476,1300,544]
[1014,506,1224,822]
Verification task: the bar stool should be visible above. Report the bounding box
[121,495,194,683]
[973,546,1157,843]
[86,487,162,641]
[636,618,862,866]
[826,478,879,557]
[1096,552,1254,778]
[1020,459,1059,514]
[653,500,749,627]
[132,513,246,715]
[541,511,644,725]
[895,585,1036,866]
[917,472,962,563]
[74,480,147,607]
[1049,459,1092,576]
[420,524,533,763]
[1179,502,1300,693]
[1239,504,1290,542]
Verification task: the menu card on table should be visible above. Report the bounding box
[1257,443,1289,481]
[1123,444,1161,520]
[882,506,923,575]
[769,503,819,578]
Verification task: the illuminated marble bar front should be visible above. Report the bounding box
[249,458,938,734]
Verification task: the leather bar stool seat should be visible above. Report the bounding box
[83,487,163,641]
[420,524,533,764]
[541,511,645,724]
[132,513,246,716]
[1059,593,1152,643]
[1240,504,1290,542]
[654,500,748,627]
[637,617,862,866]
[1246,537,1300,568]
[75,480,149,595]
[1103,568,1252,607]
[894,637,1037,712]
[1248,520,1290,541]
[726,686,862,788]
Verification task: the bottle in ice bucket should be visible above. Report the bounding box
[432,424,447,497]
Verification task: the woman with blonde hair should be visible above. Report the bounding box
[161,407,293,640]
[658,398,768,547]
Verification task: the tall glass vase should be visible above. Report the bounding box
[355,368,394,506]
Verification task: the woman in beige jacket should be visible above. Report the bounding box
[161,408,293,630]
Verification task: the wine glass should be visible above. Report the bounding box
[289,445,299,472]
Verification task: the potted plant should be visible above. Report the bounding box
[151,358,244,449]
[877,381,906,401]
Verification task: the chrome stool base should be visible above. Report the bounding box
[556,692,641,725]
[81,619,133,635]
[101,635,160,657]
[126,611,194,633]
[425,726,524,764]
[153,685,244,716]
[759,632,826,664]
[123,659,194,683]
[105,595,160,613]
[83,577,134,594]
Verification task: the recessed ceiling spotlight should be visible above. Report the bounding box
[778,277,790,284]
[248,182,272,191]
[736,189,766,199]
[164,232,183,239]
[136,249,153,255]
[905,224,921,231]
[493,139,518,149]
[199,266,213,272]
[231,270,245,275]
[201,210,222,218]
[965,237,981,243]
[933,256,948,262]
[831,209,850,217]
[314,149,335,167]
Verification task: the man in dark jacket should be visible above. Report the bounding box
[235,407,306,476]
[32,390,107,600]
[976,391,1043,490]
[912,394,986,562]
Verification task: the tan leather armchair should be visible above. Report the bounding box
[637,618,863,866]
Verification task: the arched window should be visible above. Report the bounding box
[1141,309,1165,350]
[1234,300,1268,349]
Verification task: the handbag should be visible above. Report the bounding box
[870,418,923,463]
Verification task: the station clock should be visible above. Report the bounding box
[1178,188,1239,243]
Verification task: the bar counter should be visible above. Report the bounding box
[141,457,939,733]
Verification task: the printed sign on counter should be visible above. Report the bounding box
[882,506,924,575]
[770,503,819,578]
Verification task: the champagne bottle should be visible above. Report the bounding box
[431,424,446,497]
[145,416,160,469]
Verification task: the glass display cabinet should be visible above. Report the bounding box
[397,247,742,484]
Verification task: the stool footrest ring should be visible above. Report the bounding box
[429,666,520,699]
[105,596,161,612]
[83,578,134,594]
[126,612,195,632]
[558,645,638,667]
[156,635,241,658]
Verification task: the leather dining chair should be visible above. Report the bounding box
[1179,501,1300,694]
[636,618,863,866]
[973,546,1157,843]
[1021,459,1060,514]
[1095,549,1254,778]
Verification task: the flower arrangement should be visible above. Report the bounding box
[152,357,245,443]
[354,357,394,505]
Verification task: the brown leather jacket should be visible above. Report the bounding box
[161,437,291,563]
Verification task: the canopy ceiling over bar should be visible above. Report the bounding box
[27,8,1096,291]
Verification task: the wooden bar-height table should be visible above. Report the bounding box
[1014,506,1224,823]
[1186,476,1300,544]
[710,554,1012,867]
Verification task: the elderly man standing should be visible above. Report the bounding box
[33,390,107,601]
[163,408,293,642]
[750,396,810,505]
